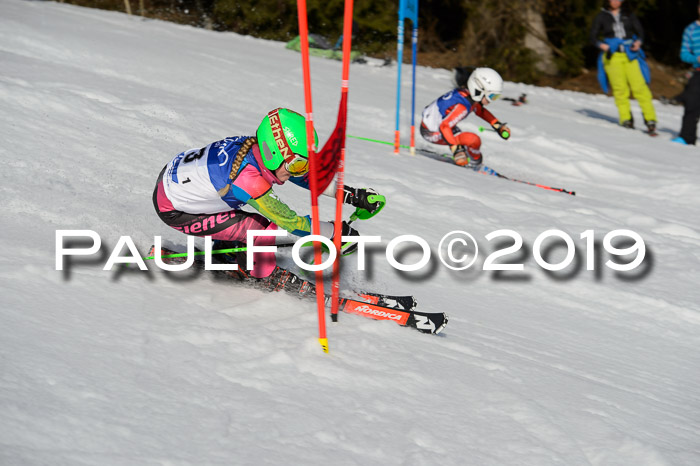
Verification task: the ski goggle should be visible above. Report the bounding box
[284,153,310,176]
[486,93,501,103]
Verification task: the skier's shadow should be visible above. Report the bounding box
[413,149,453,165]
[575,109,618,125]
[576,108,675,136]
[392,245,440,282]
[59,239,110,281]
[58,239,157,282]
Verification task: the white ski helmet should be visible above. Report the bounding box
[467,67,503,103]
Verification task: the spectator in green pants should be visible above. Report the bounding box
[590,0,657,133]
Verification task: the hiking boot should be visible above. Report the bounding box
[645,120,657,134]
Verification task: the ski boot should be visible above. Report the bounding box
[466,146,483,169]
[452,145,469,166]
[255,266,316,298]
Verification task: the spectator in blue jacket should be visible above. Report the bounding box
[673,2,700,145]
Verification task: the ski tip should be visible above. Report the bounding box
[319,338,329,353]
[147,245,158,260]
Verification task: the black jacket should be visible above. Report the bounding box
[589,9,645,47]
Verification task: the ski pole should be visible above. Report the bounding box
[478,126,497,133]
[416,146,575,196]
[477,166,575,196]
[144,247,247,261]
[145,206,376,262]
[347,134,411,149]
[479,125,510,139]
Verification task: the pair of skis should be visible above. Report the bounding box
[425,149,577,196]
[149,246,448,335]
[346,134,576,196]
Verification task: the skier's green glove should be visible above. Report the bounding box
[343,186,386,220]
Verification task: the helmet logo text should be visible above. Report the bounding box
[268,109,294,163]
[283,126,298,146]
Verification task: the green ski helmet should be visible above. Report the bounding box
[256,108,318,176]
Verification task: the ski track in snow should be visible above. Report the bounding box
[1,0,700,464]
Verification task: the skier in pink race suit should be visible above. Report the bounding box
[420,67,511,168]
[153,108,383,284]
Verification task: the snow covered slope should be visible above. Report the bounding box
[1,0,699,464]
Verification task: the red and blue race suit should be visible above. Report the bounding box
[420,88,499,150]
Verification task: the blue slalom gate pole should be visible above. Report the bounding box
[409,21,418,155]
[395,0,419,155]
[393,15,404,154]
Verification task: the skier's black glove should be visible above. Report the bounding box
[343,186,382,214]
[492,121,511,140]
[331,220,360,256]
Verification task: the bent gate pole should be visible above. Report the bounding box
[330,0,355,320]
[296,0,328,353]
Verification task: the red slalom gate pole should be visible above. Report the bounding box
[296,0,328,353]
[330,0,354,321]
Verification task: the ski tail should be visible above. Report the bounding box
[149,246,445,334]
[151,246,418,310]
[148,245,250,280]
